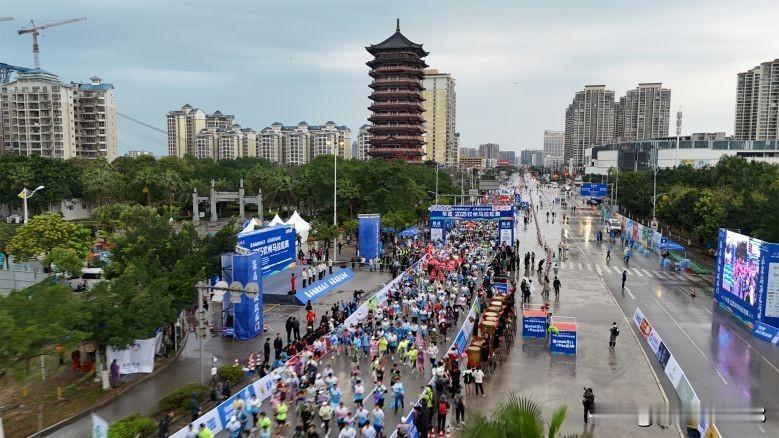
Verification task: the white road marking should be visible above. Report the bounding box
[632,268,644,277]
[594,265,602,275]
[586,263,592,270]
[647,292,728,385]
[625,286,636,299]
[568,262,575,270]
[602,265,612,273]
[641,269,652,276]
[578,262,583,270]
[681,273,696,282]
[758,425,766,433]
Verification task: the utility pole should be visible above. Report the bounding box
[435,164,440,205]
[333,143,339,262]
[675,110,682,167]
[196,282,208,385]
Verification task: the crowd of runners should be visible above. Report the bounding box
[183,218,518,438]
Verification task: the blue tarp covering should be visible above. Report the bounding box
[658,240,685,251]
[397,227,421,238]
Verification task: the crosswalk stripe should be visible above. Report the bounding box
[586,263,592,270]
[632,268,644,277]
[568,262,575,270]
[594,265,602,275]
[681,272,696,282]
[578,262,583,270]
[640,269,652,276]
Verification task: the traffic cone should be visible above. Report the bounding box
[690,287,696,298]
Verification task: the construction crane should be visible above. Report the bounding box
[17,17,86,69]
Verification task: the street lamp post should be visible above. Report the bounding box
[333,142,340,263]
[434,164,440,205]
[19,185,45,224]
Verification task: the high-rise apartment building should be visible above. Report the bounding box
[167,105,241,156]
[167,104,205,156]
[564,85,616,167]
[422,69,457,166]
[520,149,543,166]
[1,70,117,160]
[366,20,428,161]
[543,130,565,168]
[478,143,500,160]
[615,83,671,141]
[459,146,477,158]
[735,59,779,140]
[498,150,516,164]
[257,121,351,166]
[355,124,372,161]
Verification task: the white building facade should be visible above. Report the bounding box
[1,70,117,160]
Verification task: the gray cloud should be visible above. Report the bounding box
[1,0,776,155]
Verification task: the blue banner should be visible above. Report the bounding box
[233,292,263,340]
[358,215,381,260]
[580,183,608,198]
[230,252,263,286]
[217,385,257,427]
[753,322,779,345]
[429,204,515,220]
[522,316,547,338]
[499,219,514,247]
[429,218,445,242]
[236,225,297,277]
[550,330,577,354]
[493,281,508,294]
[295,268,355,304]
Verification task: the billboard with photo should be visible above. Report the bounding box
[714,228,779,333]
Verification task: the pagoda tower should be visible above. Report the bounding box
[366,19,428,162]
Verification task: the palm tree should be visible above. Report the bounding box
[337,178,360,218]
[134,167,158,206]
[159,169,183,217]
[462,394,578,438]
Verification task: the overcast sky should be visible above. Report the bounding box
[2,0,777,156]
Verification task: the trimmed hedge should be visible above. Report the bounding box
[107,413,156,438]
[216,365,244,385]
[158,382,208,413]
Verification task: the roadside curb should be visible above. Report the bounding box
[27,332,190,437]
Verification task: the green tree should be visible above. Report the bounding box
[134,167,158,206]
[337,177,360,218]
[0,283,88,375]
[84,264,174,349]
[6,214,92,260]
[82,164,123,206]
[159,169,184,216]
[462,394,577,438]
[44,247,84,275]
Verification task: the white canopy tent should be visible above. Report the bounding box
[268,214,286,226]
[239,218,261,234]
[285,211,311,252]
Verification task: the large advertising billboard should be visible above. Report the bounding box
[714,228,779,334]
[236,225,297,277]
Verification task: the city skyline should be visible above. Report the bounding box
[1,1,777,156]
